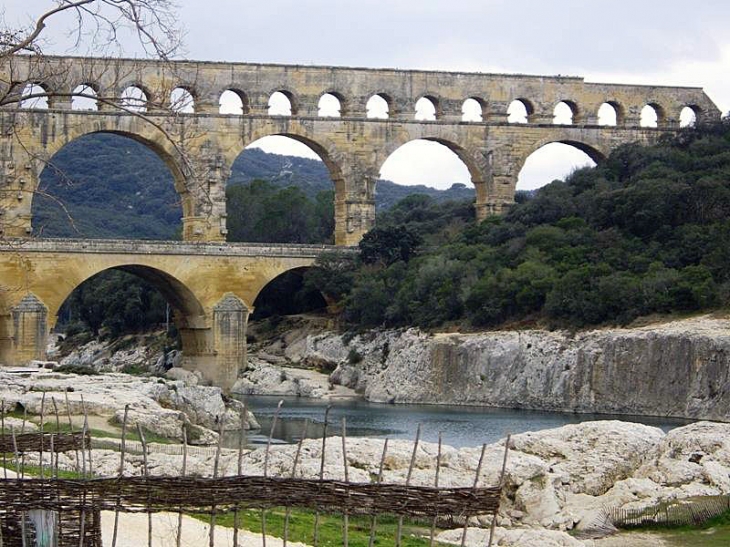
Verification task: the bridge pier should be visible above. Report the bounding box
[5,294,48,364]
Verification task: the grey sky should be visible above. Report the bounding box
[8,1,730,189]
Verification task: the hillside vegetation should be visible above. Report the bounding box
[32,134,473,241]
[310,121,730,329]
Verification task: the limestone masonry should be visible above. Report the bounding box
[0,55,721,388]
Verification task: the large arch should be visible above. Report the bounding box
[227,128,352,245]
[32,132,184,239]
[515,140,603,191]
[250,266,327,320]
[52,264,206,329]
[29,129,194,235]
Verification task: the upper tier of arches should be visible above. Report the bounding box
[5,56,719,129]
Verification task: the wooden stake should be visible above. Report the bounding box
[313,405,331,547]
[461,443,487,547]
[209,419,224,547]
[1,399,6,480]
[284,419,308,547]
[111,405,129,547]
[397,424,421,547]
[487,435,511,547]
[11,427,27,547]
[176,424,188,547]
[367,438,389,547]
[233,403,247,547]
[263,400,284,547]
[137,423,152,547]
[341,417,349,547]
[429,432,443,546]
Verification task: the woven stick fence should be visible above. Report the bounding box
[0,432,90,454]
[608,495,730,529]
[1,398,511,546]
[0,476,502,517]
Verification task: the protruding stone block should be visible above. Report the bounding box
[12,293,48,364]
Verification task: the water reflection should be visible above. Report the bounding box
[229,395,692,449]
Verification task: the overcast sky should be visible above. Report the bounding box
[8,1,730,190]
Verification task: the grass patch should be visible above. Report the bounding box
[199,508,447,546]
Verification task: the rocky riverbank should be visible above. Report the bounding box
[0,370,258,444]
[303,315,730,421]
[9,418,730,546]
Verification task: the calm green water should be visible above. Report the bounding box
[232,395,692,448]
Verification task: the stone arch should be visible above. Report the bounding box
[462,97,486,122]
[553,100,580,125]
[319,91,348,117]
[508,98,534,123]
[680,104,702,127]
[378,135,488,222]
[52,264,206,328]
[267,88,299,116]
[366,92,393,119]
[71,83,100,111]
[34,128,195,227]
[228,127,353,245]
[219,88,250,115]
[119,83,152,112]
[20,82,52,109]
[249,265,328,319]
[521,138,607,170]
[170,86,196,113]
[598,101,625,126]
[415,94,441,120]
[640,102,666,128]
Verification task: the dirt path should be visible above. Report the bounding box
[100,511,311,547]
[588,532,670,546]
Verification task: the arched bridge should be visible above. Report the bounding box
[0,55,720,244]
[0,239,339,389]
[0,55,721,388]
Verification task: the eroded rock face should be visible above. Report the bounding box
[0,371,258,444]
[308,317,730,420]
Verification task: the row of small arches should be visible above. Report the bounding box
[18,82,700,128]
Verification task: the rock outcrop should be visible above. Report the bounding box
[306,316,730,420]
[0,371,258,444]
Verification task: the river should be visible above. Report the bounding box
[233,395,692,448]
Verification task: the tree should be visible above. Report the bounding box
[1,1,181,107]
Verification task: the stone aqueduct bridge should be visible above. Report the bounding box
[0,239,338,388]
[0,55,720,388]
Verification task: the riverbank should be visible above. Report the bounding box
[303,315,730,421]
[5,414,729,546]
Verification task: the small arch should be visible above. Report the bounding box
[680,105,700,128]
[640,103,665,128]
[415,96,439,121]
[170,87,195,113]
[20,83,50,109]
[71,84,99,111]
[597,102,620,126]
[318,93,342,118]
[268,90,296,116]
[366,94,390,119]
[508,99,533,124]
[120,85,149,112]
[219,89,249,115]
[462,98,484,122]
[553,101,577,125]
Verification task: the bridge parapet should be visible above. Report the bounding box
[0,238,351,258]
